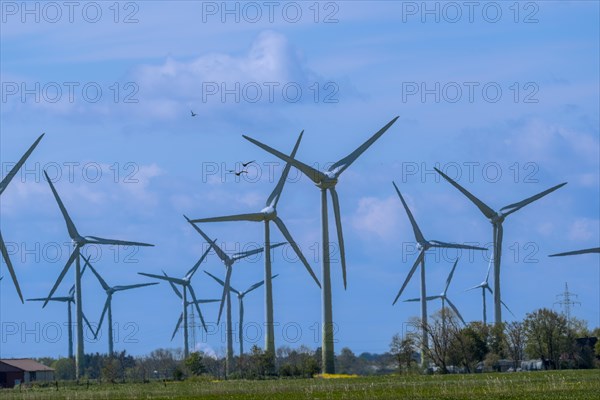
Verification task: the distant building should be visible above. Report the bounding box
[0,359,55,388]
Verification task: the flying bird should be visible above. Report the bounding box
[190,110,197,117]
[227,170,248,176]
[241,160,255,167]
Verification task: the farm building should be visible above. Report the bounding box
[0,359,55,388]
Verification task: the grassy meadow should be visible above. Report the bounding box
[2,370,599,400]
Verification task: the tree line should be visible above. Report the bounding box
[32,307,598,382]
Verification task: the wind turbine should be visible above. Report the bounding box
[391,182,486,367]
[81,256,157,357]
[138,244,214,358]
[163,278,219,346]
[549,247,600,257]
[0,133,44,303]
[242,116,399,373]
[205,270,278,356]
[466,256,515,325]
[404,259,465,325]
[188,131,320,360]
[184,219,284,375]
[435,168,566,325]
[27,285,96,360]
[42,170,154,378]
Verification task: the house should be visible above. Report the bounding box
[0,359,55,388]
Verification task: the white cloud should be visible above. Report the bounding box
[351,195,400,240]
[568,218,599,241]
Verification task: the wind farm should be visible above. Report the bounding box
[1,3,598,397]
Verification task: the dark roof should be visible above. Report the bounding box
[0,359,54,372]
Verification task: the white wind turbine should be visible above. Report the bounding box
[466,256,514,325]
[392,182,486,367]
[0,133,44,303]
[205,270,278,356]
[42,170,154,378]
[162,277,219,347]
[404,259,465,325]
[82,256,157,357]
[138,244,214,358]
[242,116,399,373]
[183,219,284,375]
[435,168,566,325]
[27,283,95,359]
[188,131,320,361]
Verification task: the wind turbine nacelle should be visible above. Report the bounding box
[260,206,277,218]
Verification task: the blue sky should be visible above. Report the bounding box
[1,1,598,359]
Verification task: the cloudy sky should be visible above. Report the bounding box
[1,1,598,359]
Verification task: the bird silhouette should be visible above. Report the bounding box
[190,110,197,117]
[227,170,248,176]
[241,160,255,167]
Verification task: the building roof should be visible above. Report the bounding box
[0,359,54,372]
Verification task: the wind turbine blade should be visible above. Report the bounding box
[231,246,264,260]
[329,187,347,289]
[501,300,516,318]
[185,243,215,280]
[429,241,487,251]
[81,255,110,291]
[187,285,208,332]
[43,170,79,239]
[242,134,327,185]
[113,282,158,292]
[95,297,110,337]
[243,274,277,296]
[485,257,493,283]
[273,217,321,288]
[189,213,265,223]
[203,270,240,295]
[28,296,71,302]
[328,116,399,177]
[392,182,425,243]
[444,259,460,294]
[82,313,97,340]
[43,248,78,307]
[435,168,496,220]
[192,299,220,304]
[393,251,424,305]
[403,297,421,302]
[0,232,23,303]
[500,182,567,217]
[485,286,493,295]
[549,247,600,257]
[217,265,233,325]
[266,130,303,208]
[184,216,231,263]
[163,271,182,299]
[171,313,183,341]
[464,284,482,292]
[0,133,44,195]
[138,272,186,286]
[85,236,153,247]
[446,298,466,325]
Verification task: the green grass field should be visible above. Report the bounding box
[3,370,599,399]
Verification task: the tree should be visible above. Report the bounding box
[505,321,525,370]
[336,347,357,374]
[101,358,120,383]
[410,308,462,373]
[524,308,569,370]
[389,333,416,372]
[52,358,75,380]
[185,352,206,376]
[448,322,488,373]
